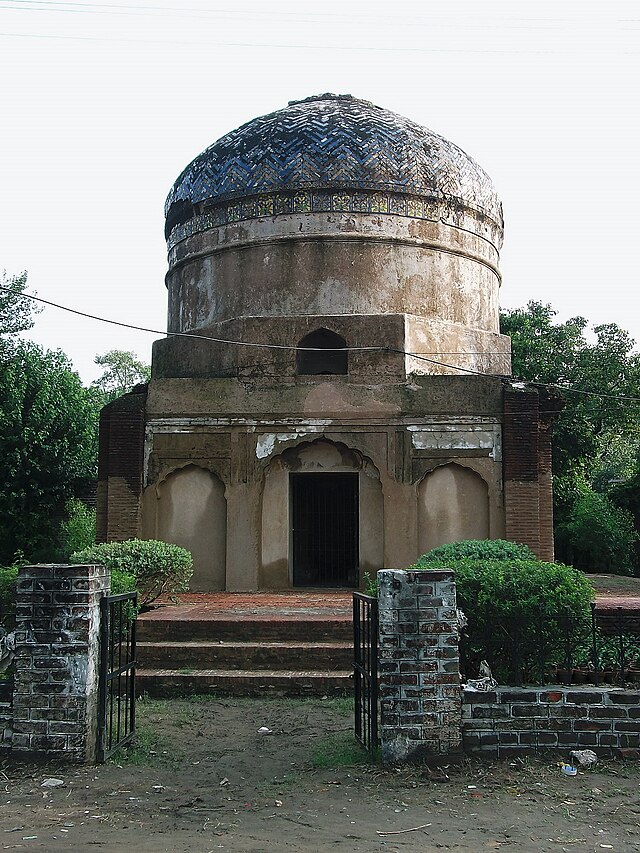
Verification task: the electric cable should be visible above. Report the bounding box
[2,283,640,403]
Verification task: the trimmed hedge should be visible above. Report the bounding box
[415,539,536,564]
[411,543,594,683]
[72,539,193,606]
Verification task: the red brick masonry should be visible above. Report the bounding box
[463,686,640,756]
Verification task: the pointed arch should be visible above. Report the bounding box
[296,328,348,375]
[417,462,490,555]
[260,438,382,588]
[155,464,227,591]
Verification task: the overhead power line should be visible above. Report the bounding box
[2,283,640,404]
[0,0,588,30]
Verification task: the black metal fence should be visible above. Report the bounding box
[460,603,640,686]
[353,592,379,754]
[98,592,137,762]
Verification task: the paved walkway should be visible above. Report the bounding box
[138,591,353,624]
[138,583,640,624]
[587,573,640,613]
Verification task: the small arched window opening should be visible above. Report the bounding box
[296,329,348,375]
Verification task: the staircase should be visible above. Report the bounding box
[135,593,354,697]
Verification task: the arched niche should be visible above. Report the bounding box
[260,438,382,588]
[155,465,227,591]
[417,462,490,555]
[296,329,348,375]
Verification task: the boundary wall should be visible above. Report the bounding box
[377,569,639,762]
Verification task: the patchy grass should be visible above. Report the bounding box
[113,724,173,767]
[323,696,354,716]
[588,573,640,596]
[135,694,169,713]
[310,731,371,769]
[257,771,304,798]
[113,702,185,767]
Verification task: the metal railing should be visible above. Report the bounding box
[460,603,640,686]
[353,592,379,754]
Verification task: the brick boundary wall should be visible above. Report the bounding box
[377,569,462,763]
[463,687,640,756]
[0,681,12,748]
[3,564,111,763]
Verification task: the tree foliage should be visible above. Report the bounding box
[501,302,640,574]
[0,341,101,563]
[60,498,96,558]
[0,270,40,340]
[555,488,638,575]
[500,301,640,477]
[92,349,150,402]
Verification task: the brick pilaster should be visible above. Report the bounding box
[503,385,541,555]
[97,385,147,543]
[377,569,462,762]
[12,564,110,763]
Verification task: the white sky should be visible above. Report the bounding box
[1,0,639,383]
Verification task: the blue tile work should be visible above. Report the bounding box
[165,94,502,245]
[166,189,498,250]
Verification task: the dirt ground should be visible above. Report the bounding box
[2,697,640,853]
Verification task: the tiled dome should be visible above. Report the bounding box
[165,94,502,243]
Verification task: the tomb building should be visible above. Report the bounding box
[97,94,558,590]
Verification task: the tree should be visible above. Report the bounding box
[501,302,640,478]
[500,302,640,573]
[92,349,150,402]
[0,340,101,564]
[0,270,40,340]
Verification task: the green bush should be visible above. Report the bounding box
[556,490,638,575]
[71,539,193,606]
[60,499,96,559]
[0,565,18,629]
[409,556,594,684]
[416,539,536,564]
[110,569,137,596]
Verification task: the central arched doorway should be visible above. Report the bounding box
[290,471,359,587]
[260,438,383,589]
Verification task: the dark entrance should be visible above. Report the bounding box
[291,472,359,587]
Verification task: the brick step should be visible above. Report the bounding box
[137,640,353,671]
[135,668,353,698]
[136,617,353,643]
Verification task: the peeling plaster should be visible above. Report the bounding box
[256,431,308,460]
[409,423,502,460]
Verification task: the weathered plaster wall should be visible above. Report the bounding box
[148,466,227,591]
[131,375,508,590]
[152,313,408,380]
[161,212,510,380]
[259,440,384,588]
[418,463,490,553]
[167,214,500,330]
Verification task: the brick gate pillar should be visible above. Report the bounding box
[377,569,462,762]
[12,564,110,763]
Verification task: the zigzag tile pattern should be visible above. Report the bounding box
[165,94,502,234]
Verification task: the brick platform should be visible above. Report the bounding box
[136,591,353,697]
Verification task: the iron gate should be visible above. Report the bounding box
[98,591,137,762]
[353,592,378,753]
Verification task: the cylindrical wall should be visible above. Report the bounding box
[166,213,501,336]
